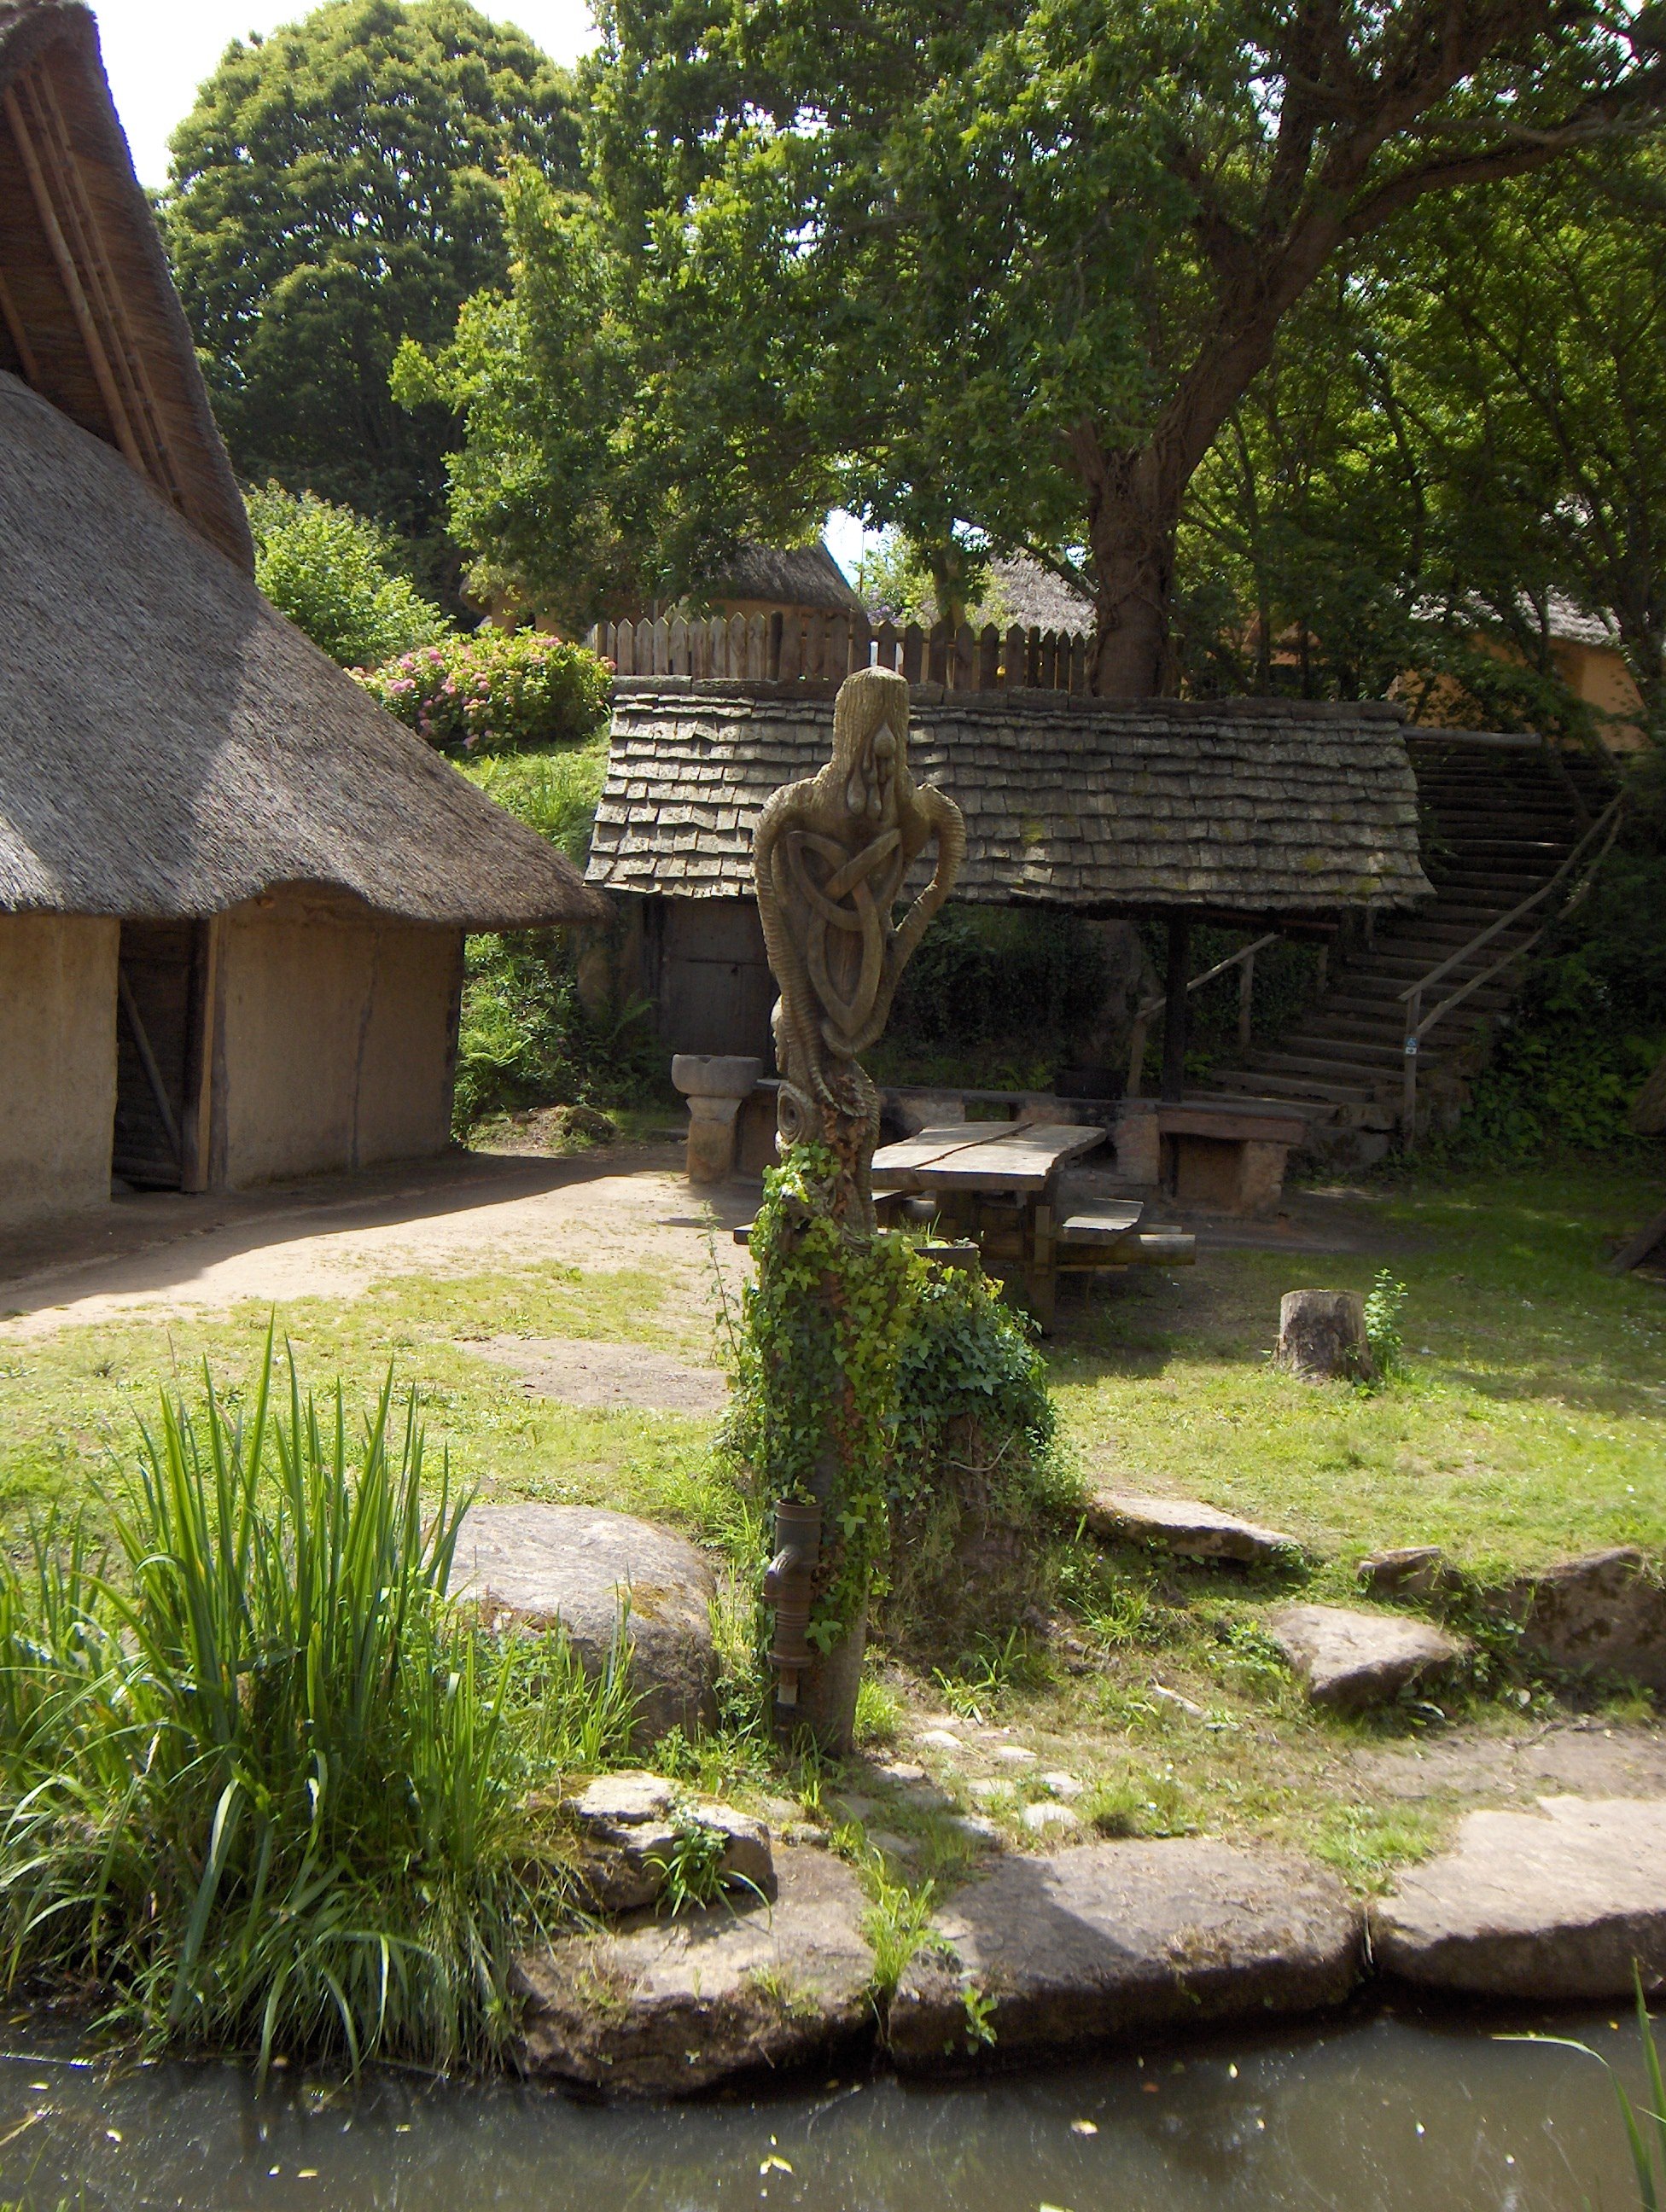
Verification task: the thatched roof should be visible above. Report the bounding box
[0,374,605,928]
[0,0,252,571]
[702,543,863,613]
[589,680,1431,921]
[987,556,1094,634]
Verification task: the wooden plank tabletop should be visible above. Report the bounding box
[873,1121,1105,1194]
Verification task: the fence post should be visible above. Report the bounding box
[1401,987,1421,1149]
[1238,950,1255,1054]
[1005,626,1024,690]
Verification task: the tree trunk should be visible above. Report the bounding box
[1081,441,1179,699]
[1277,1289,1375,1383]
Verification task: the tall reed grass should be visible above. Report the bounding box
[0,1346,635,2075]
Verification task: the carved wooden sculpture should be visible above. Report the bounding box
[753,666,965,1226]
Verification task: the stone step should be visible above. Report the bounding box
[1209,1065,1380,1104]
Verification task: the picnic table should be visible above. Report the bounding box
[870,1121,1192,1327]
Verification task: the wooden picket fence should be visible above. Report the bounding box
[587,610,1096,692]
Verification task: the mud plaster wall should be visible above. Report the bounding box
[214,888,463,1186]
[0,914,119,1227]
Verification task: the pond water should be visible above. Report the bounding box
[0,2002,1649,2212]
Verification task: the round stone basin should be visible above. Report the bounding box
[670,1053,762,1099]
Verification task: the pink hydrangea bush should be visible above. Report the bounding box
[353,629,612,754]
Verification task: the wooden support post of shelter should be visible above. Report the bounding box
[1162,915,1191,1104]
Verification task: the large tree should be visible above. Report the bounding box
[453,0,1665,694]
[161,0,581,573]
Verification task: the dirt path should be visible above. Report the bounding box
[0,1142,755,1341]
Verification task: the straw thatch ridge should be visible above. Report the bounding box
[0,0,252,571]
[0,374,605,928]
[702,542,863,613]
[589,680,1431,919]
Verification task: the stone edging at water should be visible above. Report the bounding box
[511,1795,1666,2099]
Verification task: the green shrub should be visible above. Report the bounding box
[452,932,657,1131]
[1434,846,1666,1161]
[356,628,611,754]
[248,483,451,668]
[884,1265,1076,1642]
[0,1348,634,2075]
[464,743,608,864]
[448,739,660,1134]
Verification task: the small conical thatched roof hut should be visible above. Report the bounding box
[0,0,604,1228]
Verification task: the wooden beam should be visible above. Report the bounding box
[1162,914,1191,1104]
[3,78,143,472]
[0,261,39,382]
[31,71,188,510]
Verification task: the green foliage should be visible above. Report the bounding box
[0,1345,635,2075]
[446,737,656,1134]
[1434,846,1666,1162]
[161,0,581,572]
[247,483,451,668]
[645,1815,731,1917]
[725,1146,926,1644]
[853,1673,904,1748]
[354,630,612,754]
[434,0,1665,665]
[859,1869,937,2005]
[1363,1271,1409,1381]
[451,931,655,1132]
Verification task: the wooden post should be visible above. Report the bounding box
[1005,626,1025,690]
[1126,1013,1150,1100]
[1238,948,1255,1053]
[1162,915,1191,1104]
[1401,986,1421,1149]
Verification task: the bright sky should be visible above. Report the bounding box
[90,0,602,188]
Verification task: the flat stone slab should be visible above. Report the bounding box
[1372,1796,1666,2000]
[451,1503,717,1746]
[513,1844,874,2096]
[472,1335,726,1415]
[888,1839,1361,2069]
[1503,1549,1666,1691]
[1085,1489,1302,1567]
[1271,1603,1465,1712]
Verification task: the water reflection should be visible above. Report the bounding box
[0,2003,1645,2212]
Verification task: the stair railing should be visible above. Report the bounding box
[1398,792,1626,1145]
[1127,933,1279,1099]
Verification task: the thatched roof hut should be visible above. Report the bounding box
[0,1,603,1228]
[0,373,602,930]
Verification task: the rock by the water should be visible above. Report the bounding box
[451,1504,717,1746]
[562,1773,773,1914]
[888,1839,1360,2069]
[514,1845,875,2095]
[1270,1603,1465,1712]
[1086,1488,1302,1567]
[1372,1796,1666,1999]
[1503,1550,1666,1691]
[1357,1546,1452,1599]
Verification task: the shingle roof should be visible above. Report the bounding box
[588,681,1431,917]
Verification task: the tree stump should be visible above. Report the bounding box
[1277,1289,1374,1383]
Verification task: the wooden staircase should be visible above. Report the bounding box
[1200,733,1616,1161]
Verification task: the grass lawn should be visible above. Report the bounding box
[0,1149,1659,1893]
